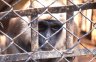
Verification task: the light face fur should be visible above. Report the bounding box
[7,17,31,53]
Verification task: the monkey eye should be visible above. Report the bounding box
[51,25,61,32]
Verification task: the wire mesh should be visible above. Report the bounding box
[0,0,96,62]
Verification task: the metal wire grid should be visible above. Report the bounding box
[0,0,96,62]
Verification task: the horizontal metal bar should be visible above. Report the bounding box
[0,2,96,20]
[0,48,96,62]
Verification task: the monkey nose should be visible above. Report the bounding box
[46,33,50,38]
[46,30,51,38]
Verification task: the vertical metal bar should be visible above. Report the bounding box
[66,0,74,62]
[66,12,74,49]
[30,19,39,52]
[30,0,39,52]
[66,0,74,51]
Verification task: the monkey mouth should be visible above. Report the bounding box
[40,43,54,51]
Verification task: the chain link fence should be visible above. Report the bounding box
[0,0,96,62]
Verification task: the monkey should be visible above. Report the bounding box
[5,16,67,62]
[38,19,64,51]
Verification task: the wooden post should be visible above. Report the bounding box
[92,0,96,46]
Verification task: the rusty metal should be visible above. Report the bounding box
[0,2,96,20]
[0,48,96,62]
